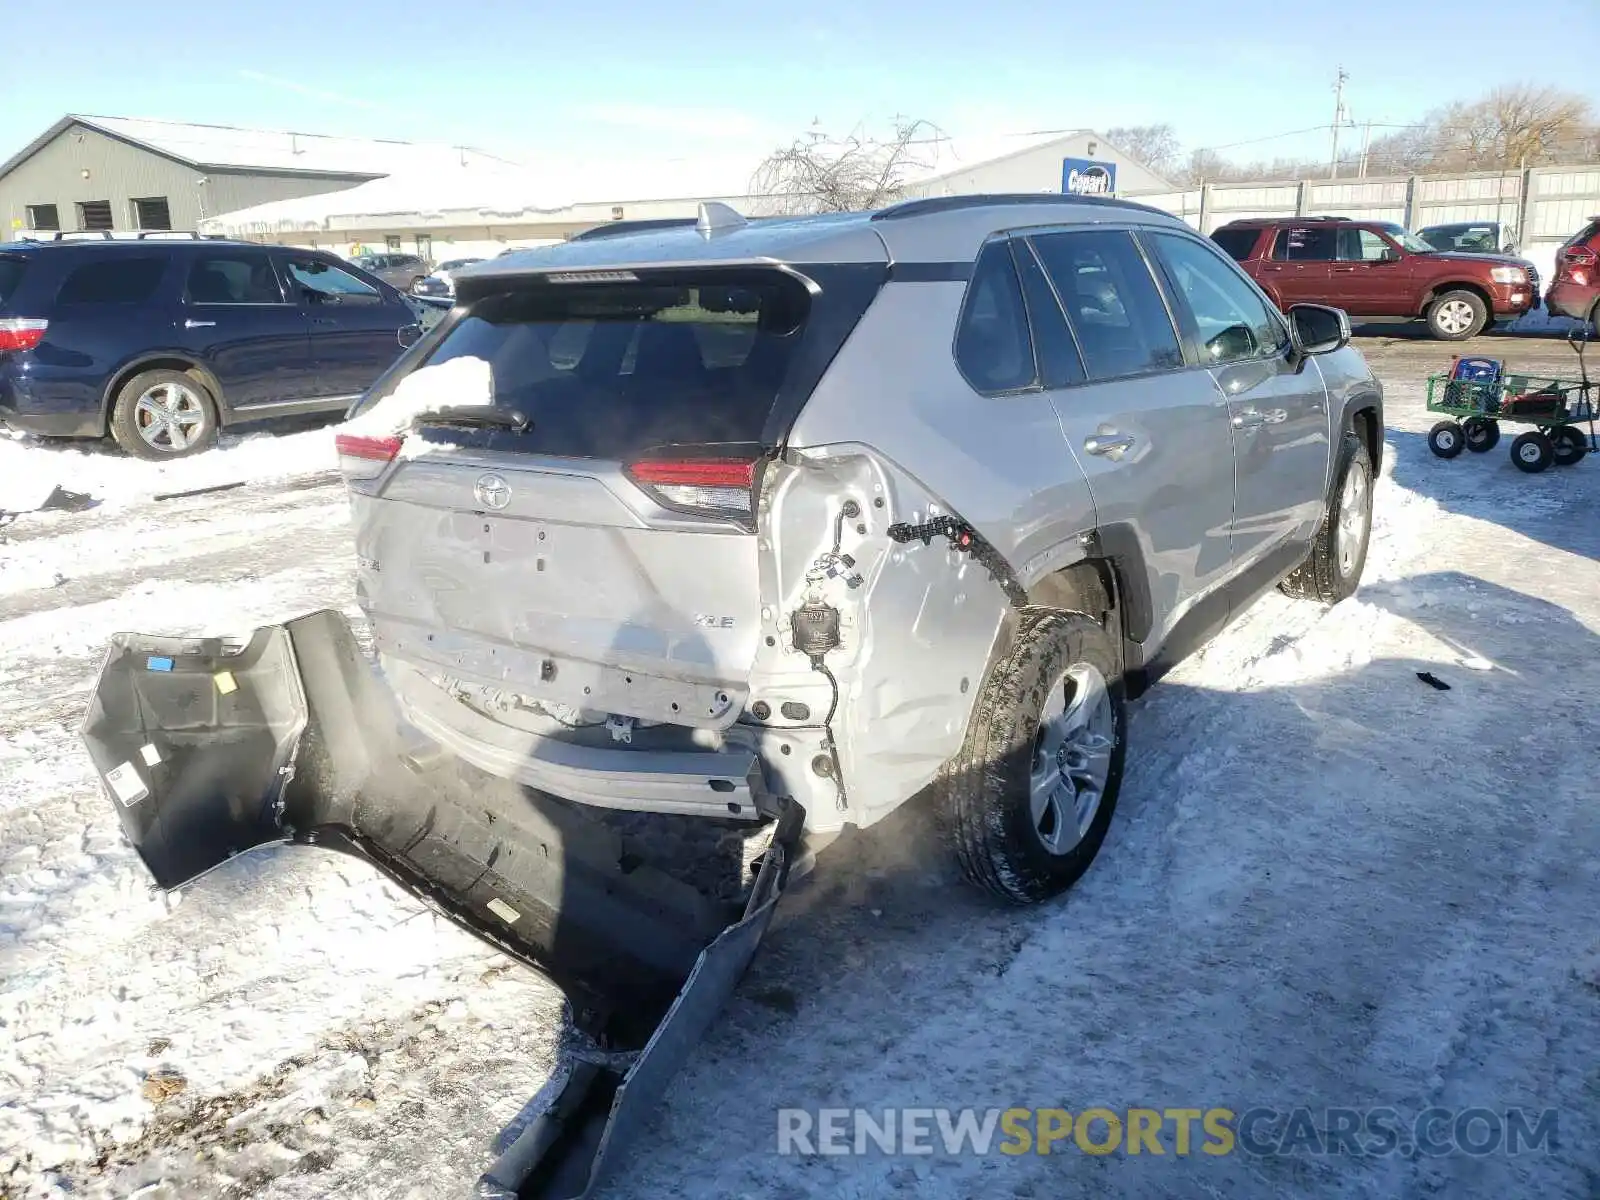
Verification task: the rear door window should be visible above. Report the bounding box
[54,256,170,305]
[1210,227,1262,262]
[1272,227,1337,262]
[1030,230,1184,381]
[407,268,835,459]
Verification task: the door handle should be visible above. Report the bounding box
[1083,433,1136,457]
[1232,410,1268,429]
[1331,266,1356,274]
[311,316,336,325]
[183,319,216,329]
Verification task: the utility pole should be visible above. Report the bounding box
[1358,119,1374,178]
[1330,66,1349,179]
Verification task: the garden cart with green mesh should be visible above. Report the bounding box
[1426,332,1598,474]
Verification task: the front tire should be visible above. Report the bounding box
[1280,431,1373,605]
[1428,420,1465,458]
[1510,430,1554,473]
[943,608,1126,905]
[1426,290,1488,341]
[109,369,219,460]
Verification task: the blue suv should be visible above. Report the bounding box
[0,235,422,459]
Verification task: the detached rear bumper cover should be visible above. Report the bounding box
[80,610,798,1198]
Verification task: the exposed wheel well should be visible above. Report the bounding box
[103,359,222,434]
[1026,558,1124,675]
[1350,404,1382,475]
[1421,282,1491,319]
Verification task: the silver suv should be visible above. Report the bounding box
[334,195,1383,903]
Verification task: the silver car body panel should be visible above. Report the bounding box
[348,197,1380,837]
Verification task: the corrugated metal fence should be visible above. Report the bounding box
[1126,165,1600,253]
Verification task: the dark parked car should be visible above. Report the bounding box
[1545,215,1600,327]
[1211,216,1539,340]
[0,236,421,458]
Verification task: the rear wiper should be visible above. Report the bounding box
[411,405,531,434]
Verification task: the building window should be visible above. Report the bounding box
[76,200,114,232]
[25,204,60,232]
[132,197,172,231]
[385,235,402,251]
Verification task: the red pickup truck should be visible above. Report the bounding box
[1211,216,1540,341]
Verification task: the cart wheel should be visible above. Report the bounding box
[1463,418,1500,452]
[1551,425,1588,466]
[1510,430,1555,473]
[1428,420,1466,459]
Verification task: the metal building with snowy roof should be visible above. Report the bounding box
[0,114,514,239]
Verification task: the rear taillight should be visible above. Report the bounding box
[1559,244,1597,286]
[625,457,759,519]
[0,318,47,353]
[335,432,403,481]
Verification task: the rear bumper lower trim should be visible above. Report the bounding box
[390,660,767,820]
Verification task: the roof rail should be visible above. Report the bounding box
[568,218,699,243]
[871,193,1175,222]
[44,230,226,242]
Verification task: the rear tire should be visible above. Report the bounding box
[109,369,219,460]
[1428,421,1465,458]
[1552,425,1588,466]
[1280,431,1372,605]
[1463,418,1500,452]
[1510,430,1554,473]
[942,607,1126,905]
[1426,290,1488,341]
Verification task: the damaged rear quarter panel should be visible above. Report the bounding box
[772,280,1098,826]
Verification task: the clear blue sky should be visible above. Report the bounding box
[3,0,1597,171]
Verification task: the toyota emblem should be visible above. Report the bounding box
[474,473,511,510]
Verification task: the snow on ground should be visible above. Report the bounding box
[2,338,1599,1199]
[0,424,340,516]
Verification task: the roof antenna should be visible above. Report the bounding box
[696,201,748,237]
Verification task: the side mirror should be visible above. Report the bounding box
[1379,247,1402,263]
[1287,303,1350,359]
[397,323,422,348]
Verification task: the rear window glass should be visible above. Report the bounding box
[1209,227,1261,262]
[0,258,26,306]
[414,270,815,458]
[55,256,168,305]
[1564,221,1600,251]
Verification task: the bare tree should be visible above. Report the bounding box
[751,119,944,214]
[1366,84,1594,174]
[1104,124,1182,179]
